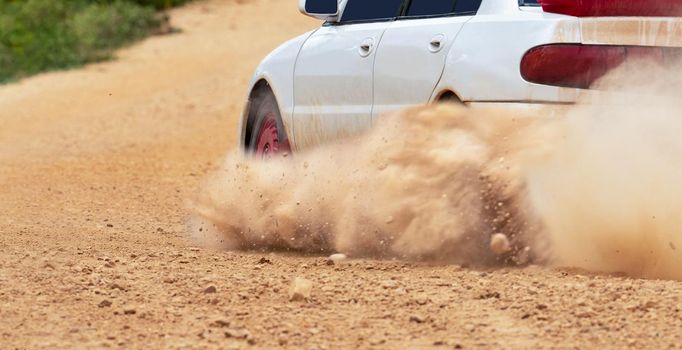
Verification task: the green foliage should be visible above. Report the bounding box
[71,2,159,60]
[129,0,191,9]
[85,0,192,10]
[0,0,183,83]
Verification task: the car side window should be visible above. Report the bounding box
[404,0,482,17]
[406,0,456,16]
[453,0,483,14]
[341,0,405,23]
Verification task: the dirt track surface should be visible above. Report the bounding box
[1,0,681,349]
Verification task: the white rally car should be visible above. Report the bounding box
[241,0,682,156]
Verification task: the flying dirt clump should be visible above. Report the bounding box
[490,233,512,256]
[191,104,554,266]
[192,60,682,280]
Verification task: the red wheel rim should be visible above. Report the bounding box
[255,112,290,158]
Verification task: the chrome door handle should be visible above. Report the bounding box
[359,38,374,57]
[429,34,446,53]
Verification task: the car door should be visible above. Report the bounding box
[372,0,482,117]
[293,0,404,149]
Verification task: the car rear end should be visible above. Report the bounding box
[519,0,682,94]
[444,0,682,109]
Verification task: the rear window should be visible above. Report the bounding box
[404,0,483,17]
[342,0,404,22]
[454,0,483,14]
[406,0,457,17]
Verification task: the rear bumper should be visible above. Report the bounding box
[466,87,650,111]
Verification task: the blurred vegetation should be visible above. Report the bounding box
[0,0,190,83]
[127,0,191,9]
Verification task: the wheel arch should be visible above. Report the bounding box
[241,78,274,150]
[239,74,294,153]
[237,30,316,152]
[433,89,465,104]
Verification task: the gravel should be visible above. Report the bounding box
[0,0,680,349]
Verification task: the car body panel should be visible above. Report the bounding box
[373,15,472,117]
[477,0,523,15]
[293,22,388,149]
[433,11,582,104]
[580,17,682,47]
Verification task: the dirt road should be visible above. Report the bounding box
[1,0,681,348]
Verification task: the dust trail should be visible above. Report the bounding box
[526,62,682,280]
[191,61,682,280]
[191,105,553,265]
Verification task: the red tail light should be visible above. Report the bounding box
[539,0,682,17]
[520,44,677,89]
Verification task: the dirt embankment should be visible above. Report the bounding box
[1,0,681,349]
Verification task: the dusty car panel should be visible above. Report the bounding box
[242,0,682,151]
[580,17,682,47]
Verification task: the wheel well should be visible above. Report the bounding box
[243,79,272,150]
[435,90,464,104]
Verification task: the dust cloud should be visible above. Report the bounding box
[191,60,682,280]
[527,61,682,280]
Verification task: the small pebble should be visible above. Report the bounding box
[327,253,347,265]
